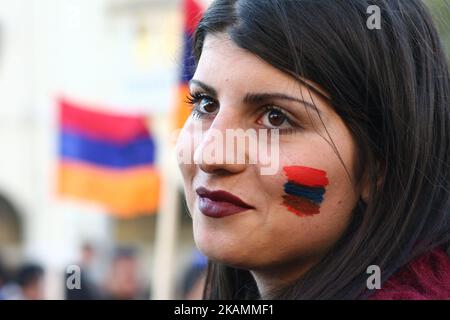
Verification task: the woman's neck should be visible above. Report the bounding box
[250,257,320,299]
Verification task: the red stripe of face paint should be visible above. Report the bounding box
[283,166,329,188]
[282,194,320,217]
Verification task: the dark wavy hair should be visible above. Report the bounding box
[191,0,450,299]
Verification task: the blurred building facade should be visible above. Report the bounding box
[0,0,198,299]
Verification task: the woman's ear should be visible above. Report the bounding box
[360,162,384,204]
[361,174,371,204]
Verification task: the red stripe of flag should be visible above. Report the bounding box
[59,98,151,144]
[184,0,204,34]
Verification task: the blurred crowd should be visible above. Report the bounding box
[0,261,44,300]
[0,244,206,300]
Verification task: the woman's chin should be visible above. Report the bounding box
[193,232,256,269]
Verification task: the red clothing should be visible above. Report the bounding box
[369,246,450,300]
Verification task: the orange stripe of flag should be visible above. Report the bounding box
[58,161,160,217]
[173,84,193,130]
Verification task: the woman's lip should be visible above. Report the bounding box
[195,187,254,208]
[195,187,254,218]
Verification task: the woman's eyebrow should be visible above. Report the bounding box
[244,92,320,114]
[189,79,321,114]
[189,79,218,98]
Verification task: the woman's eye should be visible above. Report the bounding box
[258,106,295,130]
[186,93,219,118]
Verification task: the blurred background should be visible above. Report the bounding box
[0,0,448,300]
[0,0,209,300]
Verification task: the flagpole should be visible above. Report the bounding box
[151,116,180,299]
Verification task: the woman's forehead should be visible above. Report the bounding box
[195,33,330,101]
[196,34,286,84]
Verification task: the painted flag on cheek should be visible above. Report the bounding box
[282,166,329,217]
[57,98,160,217]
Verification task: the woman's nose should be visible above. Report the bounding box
[194,114,249,175]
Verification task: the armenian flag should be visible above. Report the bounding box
[173,0,206,129]
[57,98,160,217]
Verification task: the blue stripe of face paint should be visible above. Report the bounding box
[286,182,325,195]
[284,182,325,204]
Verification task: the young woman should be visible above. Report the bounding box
[176,0,450,299]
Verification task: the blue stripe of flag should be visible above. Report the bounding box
[181,31,196,83]
[284,182,325,204]
[60,130,155,168]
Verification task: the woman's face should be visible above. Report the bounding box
[176,34,365,280]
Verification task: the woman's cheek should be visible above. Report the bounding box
[176,122,198,209]
[176,121,196,172]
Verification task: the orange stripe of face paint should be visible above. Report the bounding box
[283,166,329,188]
[282,194,320,217]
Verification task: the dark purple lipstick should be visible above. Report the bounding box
[196,187,254,218]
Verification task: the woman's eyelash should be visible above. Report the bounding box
[260,105,303,135]
[185,94,303,134]
[185,92,212,105]
[185,92,216,119]
[185,92,201,105]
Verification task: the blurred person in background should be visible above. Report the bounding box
[181,250,207,300]
[65,243,104,300]
[103,247,148,300]
[1,263,44,300]
[17,264,45,300]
